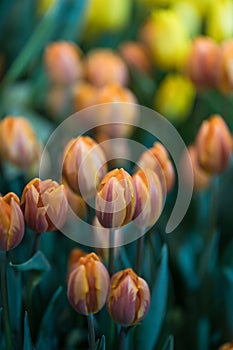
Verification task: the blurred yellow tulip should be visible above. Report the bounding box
[206,0,233,42]
[154,74,196,123]
[172,1,202,38]
[140,10,191,70]
[85,0,132,36]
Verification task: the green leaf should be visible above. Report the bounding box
[133,245,169,350]
[95,335,106,350]
[162,335,174,350]
[10,251,51,272]
[36,286,63,350]
[23,312,34,350]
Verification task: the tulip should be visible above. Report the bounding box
[133,169,164,228]
[206,0,233,43]
[72,82,97,112]
[96,168,135,228]
[44,41,83,85]
[84,49,129,87]
[62,136,107,198]
[219,342,233,350]
[67,252,110,315]
[138,142,175,192]
[63,179,87,219]
[94,83,138,138]
[0,193,25,251]
[67,248,87,275]
[21,178,68,233]
[172,1,201,38]
[140,10,190,70]
[119,41,152,74]
[195,115,232,174]
[187,37,220,88]
[154,74,195,123]
[107,268,150,326]
[0,116,39,168]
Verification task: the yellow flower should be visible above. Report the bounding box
[85,0,132,36]
[140,10,191,70]
[206,0,233,43]
[154,74,196,123]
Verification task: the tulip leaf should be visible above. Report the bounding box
[95,335,106,350]
[133,245,169,350]
[23,312,34,350]
[162,335,174,350]
[36,286,63,350]
[10,251,51,272]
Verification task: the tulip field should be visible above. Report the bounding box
[0,1,233,350]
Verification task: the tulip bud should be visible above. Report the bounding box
[172,1,201,38]
[217,39,233,94]
[67,252,110,315]
[94,83,138,138]
[140,10,190,70]
[119,41,152,74]
[138,142,175,192]
[0,193,25,251]
[195,115,232,174]
[0,116,40,168]
[185,145,212,192]
[62,136,107,198]
[107,268,150,326]
[154,74,195,123]
[44,41,83,85]
[21,178,68,233]
[133,169,164,228]
[67,248,87,275]
[63,179,87,219]
[187,37,220,88]
[96,168,135,228]
[72,82,97,112]
[84,49,129,87]
[219,342,233,350]
[206,0,233,43]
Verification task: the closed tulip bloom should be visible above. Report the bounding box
[195,115,232,174]
[187,37,220,88]
[108,268,150,326]
[85,49,129,87]
[62,136,107,198]
[67,252,110,315]
[0,193,25,251]
[94,83,138,138]
[119,41,152,74]
[72,82,97,112]
[133,169,164,228]
[21,178,68,233]
[0,116,39,168]
[96,168,135,228]
[67,248,87,275]
[138,142,175,192]
[44,41,83,85]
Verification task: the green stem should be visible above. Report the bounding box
[109,228,115,276]
[87,314,95,350]
[31,233,41,257]
[198,177,219,277]
[0,251,13,350]
[135,227,146,275]
[118,327,127,350]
